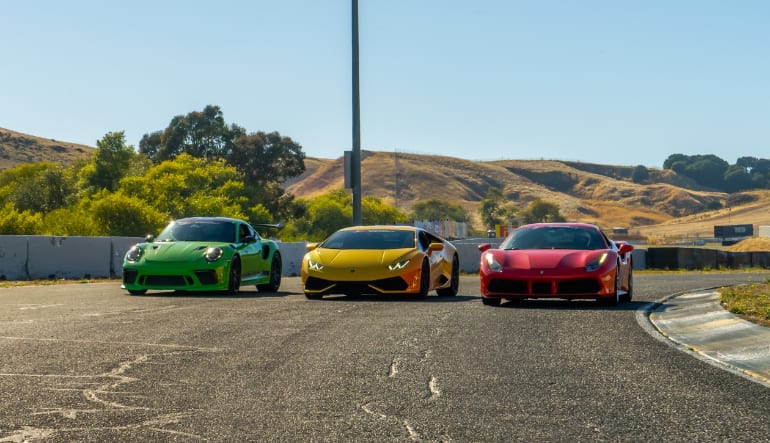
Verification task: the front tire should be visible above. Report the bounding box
[601,266,621,306]
[621,265,633,303]
[127,289,146,295]
[417,259,430,297]
[482,297,501,306]
[227,257,241,294]
[305,292,323,300]
[436,255,459,297]
[258,253,282,292]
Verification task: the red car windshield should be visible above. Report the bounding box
[502,226,606,250]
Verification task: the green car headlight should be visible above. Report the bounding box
[205,247,223,262]
[586,253,608,272]
[308,259,324,271]
[388,260,410,271]
[125,245,143,262]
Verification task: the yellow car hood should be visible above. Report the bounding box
[311,248,414,267]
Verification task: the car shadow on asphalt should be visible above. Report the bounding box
[496,299,648,311]
[127,289,291,299]
[314,294,477,303]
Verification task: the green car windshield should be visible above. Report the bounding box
[321,230,415,250]
[156,220,237,243]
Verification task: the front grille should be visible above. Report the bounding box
[305,276,408,294]
[557,279,601,294]
[370,277,408,291]
[195,270,218,285]
[144,275,189,286]
[488,279,528,294]
[488,278,600,296]
[305,277,333,291]
[123,269,138,284]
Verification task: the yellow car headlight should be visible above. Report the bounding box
[388,260,410,271]
[308,259,324,271]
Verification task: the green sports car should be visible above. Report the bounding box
[122,217,282,295]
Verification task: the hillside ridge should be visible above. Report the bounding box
[3,129,769,238]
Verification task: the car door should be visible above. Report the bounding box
[236,222,261,280]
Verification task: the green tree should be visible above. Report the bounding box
[522,199,565,223]
[0,203,43,234]
[229,132,306,187]
[0,162,75,213]
[87,191,168,236]
[288,190,408,241]
[663,153,729,190]
[118,153,253,221]
[139,105,246,162]
[478,187,519,230]
[631,165,649,183]
[79,131,135,193]
[723,165,753,193]
[411,198,468,221]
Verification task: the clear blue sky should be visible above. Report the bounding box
[2,1,768,167]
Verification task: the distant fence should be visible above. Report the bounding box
[645,247,770,270]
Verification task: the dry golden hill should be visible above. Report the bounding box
[0,127,94,169]
[3,128,769,240]
[727,237,770,252]
[286,150,770,236]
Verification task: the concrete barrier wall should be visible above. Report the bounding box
[2,236,768,281]
[645,247,770,270]
[0,236,28,280]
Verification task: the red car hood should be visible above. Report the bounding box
[497,249,606,270]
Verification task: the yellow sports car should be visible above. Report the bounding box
[301,225,460,299]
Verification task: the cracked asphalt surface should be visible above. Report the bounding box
[2,273,770,442]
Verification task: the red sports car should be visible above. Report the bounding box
[478,223,633,306]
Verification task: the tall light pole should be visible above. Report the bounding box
[351,0,362,225]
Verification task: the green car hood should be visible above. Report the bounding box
[142,242,231,263]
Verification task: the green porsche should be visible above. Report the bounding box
[122,217,282,295]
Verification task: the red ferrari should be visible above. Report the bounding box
[478,223,633,306]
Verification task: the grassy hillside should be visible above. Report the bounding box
[3,128,769,242]
[0,127,94,169]
[286,150,770,239]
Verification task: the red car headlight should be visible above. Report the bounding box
[485,254,503,272]
[585,253,608,272]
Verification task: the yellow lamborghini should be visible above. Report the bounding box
[301,225,460,299]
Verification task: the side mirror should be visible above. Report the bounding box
[306,242,319,252]
[144,234,155,243]
[429,242,444,251]
[478,243,492,252]
[617,242,634,255]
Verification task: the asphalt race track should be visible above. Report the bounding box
[2,273,770,442]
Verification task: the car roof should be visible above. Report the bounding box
[338,225,419,232]
[174,216,244,224]
[519,222,601,230]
